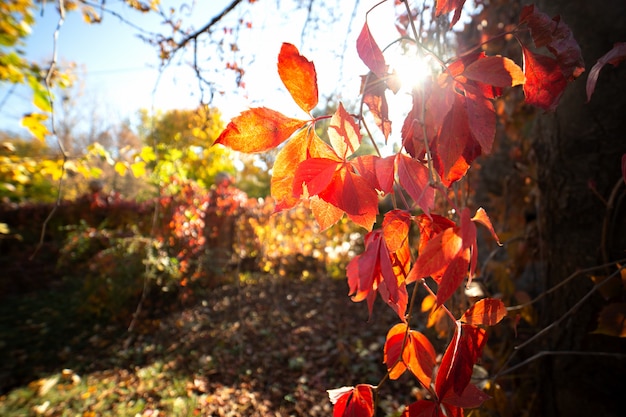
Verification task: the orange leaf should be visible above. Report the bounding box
[215,107,306,153]
[461,298,507,326]
[277,43,319,113]
[328,102,361,159]
[271,129,311,210]
[409,227,463,284]
[384,323,436,387]
[471,207,502,245]
[310,196,345,230]
[382,210,412,253]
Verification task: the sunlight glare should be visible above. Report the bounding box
[388,48,433,92]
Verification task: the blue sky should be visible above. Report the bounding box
[0,0,391,137]
[0,0,457,149]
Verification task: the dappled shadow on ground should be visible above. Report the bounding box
[0,275,407,416]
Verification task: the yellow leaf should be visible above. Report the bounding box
[130,161,146,178]
[21,113,50,142]
[139,146,156,162]
[114,161,128,177]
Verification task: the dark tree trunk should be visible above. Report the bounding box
[529,0,626,415]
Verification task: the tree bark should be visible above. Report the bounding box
[529,0,626,415]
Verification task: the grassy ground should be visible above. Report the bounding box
[0,274,408,416]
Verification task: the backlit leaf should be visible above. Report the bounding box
[114,161,128,177]
[463,56,525,87]
[130,161,146,178]
[461,298,507,326]
[328,102,361,159]
[435,0,466,27]
[519,5,584,81]
[21,113,50,142]
[382,210,412,252]
[215,107,307,153]
[522,46,567,111]
[435,323,487,398]
[361,73,392,140]
[436,247,470,306]
[271,129,314,210]
[409,227,463,284]
[384,323,436,387]
[471,207,502,245]
[357,22,386,78]
[396,153,435,214]
[277,43,319,113]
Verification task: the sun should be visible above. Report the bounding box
[387,45,433,92]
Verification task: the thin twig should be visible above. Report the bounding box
[31,0,67,260]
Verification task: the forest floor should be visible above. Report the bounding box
[0,274,414,416]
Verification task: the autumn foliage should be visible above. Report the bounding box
[214,1,585,415]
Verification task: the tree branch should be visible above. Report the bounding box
[169,0,245,56]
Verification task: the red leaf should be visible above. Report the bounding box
[320,168,379,230]
[384,324,436,387]
[329,103,361,159]
[435,247,470,306]
[519,5,584,81]
[522,46,567,111]
[463,85,496,154]
[215,107,306,152]
[587,43,626,102]
[396,153,435,214]
[442,382,491,409]
[352,154,395,194]
[414,214,456,255]
[461,298,507,326]
[293,157,340,197]
[435,0,466,27]
[357,22,387,78]
[437,94,471,176]
[328,384,375,417]
[362,74,392,140]
[403,400,440,417]
[409,227,463,284]
[435,323,487,398]
[463,56,525,87]
[347,229,409,320]
[382,210,412,252]
[277,43,319,113]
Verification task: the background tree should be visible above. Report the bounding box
[136,105,235,189]
[526,0,626,415]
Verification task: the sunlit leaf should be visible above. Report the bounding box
[328,102,361,159]
[435,0,467,27]
[521,46,567,112]
[328,384,375,417]
[215,107,307,153]
[463,56,525,87]
[384,323,436,387]
[382,210,412,252]
[21,113,50,142]
[114,161,128,177]
[277,42,318,113]
[461,298,507,326]
[356,22,386,78]
[130,161,146,178]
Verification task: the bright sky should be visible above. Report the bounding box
[1,0,406,139]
